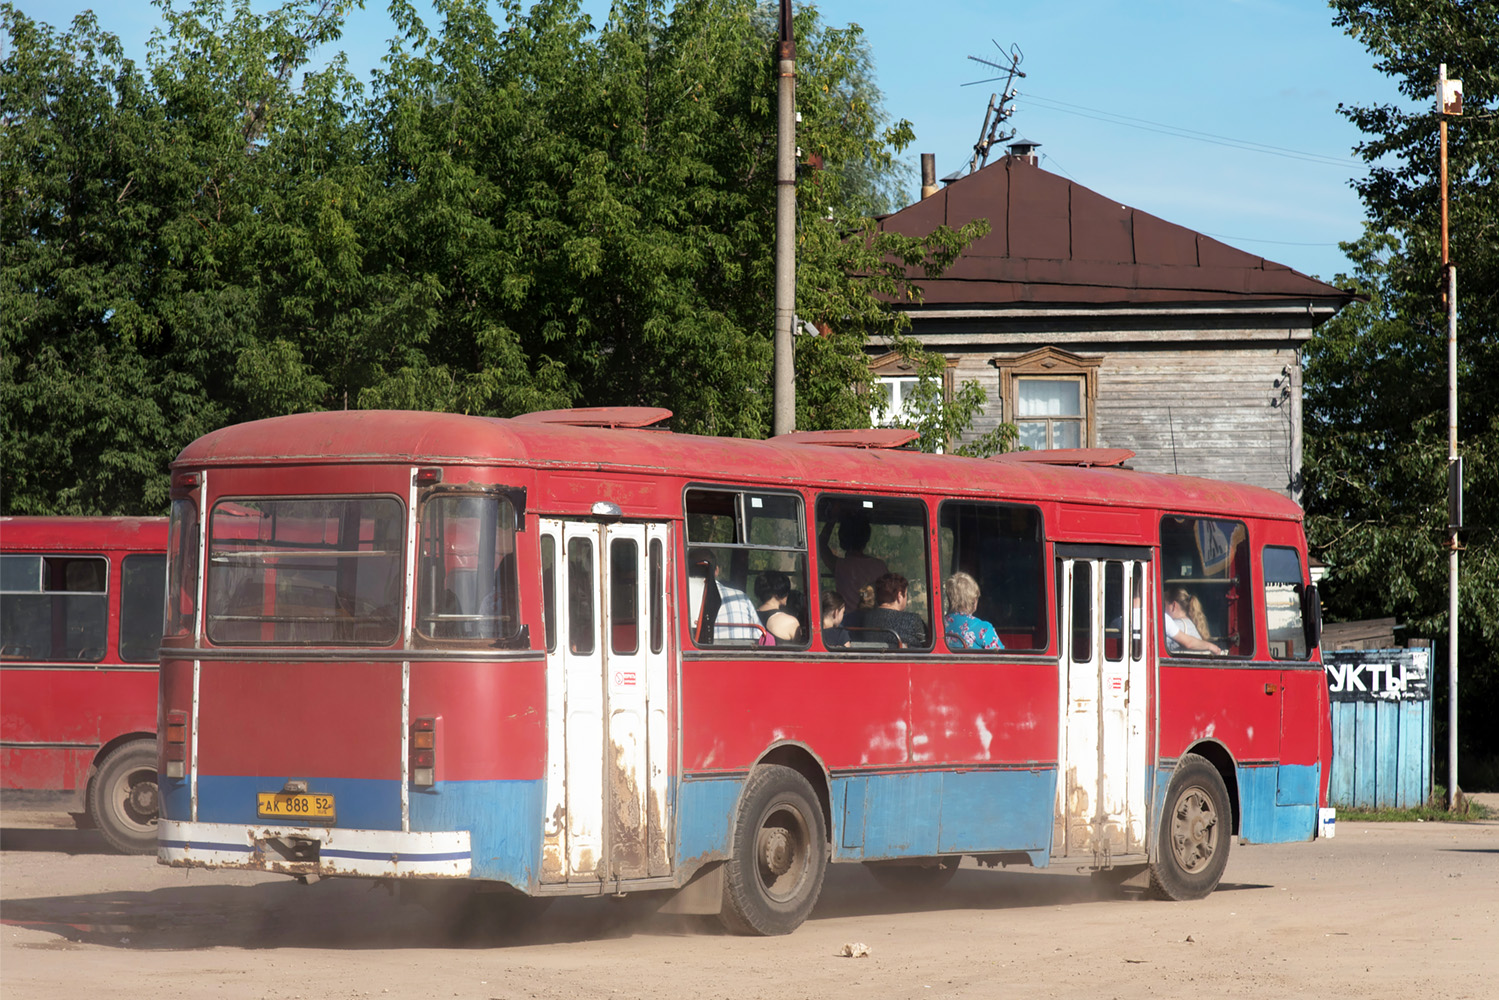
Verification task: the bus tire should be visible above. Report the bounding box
[719,764,827,936]
[1149,753,1231,901]
[88,740,160,855]
[864,857,960,893]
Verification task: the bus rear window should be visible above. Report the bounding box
[206,498,404,645]
[1,555,109,662]
[416,494,522,643]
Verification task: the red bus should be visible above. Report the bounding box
[2,516,168,853]
[157,408,1329,934]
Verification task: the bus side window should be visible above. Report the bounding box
[684,488,809,649]
[1160,515,1252,657]
[119,554,167,663]
[817,495,931,652]
[0,555,108,662]
[936,501,1047,652]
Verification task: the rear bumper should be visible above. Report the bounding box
[157,820,471,878]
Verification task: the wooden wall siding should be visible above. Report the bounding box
[1094,345,1298,492]
[1329,698,1433,810]
[945,343,1302,497]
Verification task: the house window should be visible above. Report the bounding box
[1015,377,1085,449]
[867,352,959,449]
[991,347,1102,451]
[875,376,921,427]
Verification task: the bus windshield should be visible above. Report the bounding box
[205,497,404,645]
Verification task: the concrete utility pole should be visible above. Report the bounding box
[1438,63,1463,810]
[772,0,796,437]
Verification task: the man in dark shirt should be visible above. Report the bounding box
[860,572,927,649]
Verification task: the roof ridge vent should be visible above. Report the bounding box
[511,406,673,429]
[773,428,922,449]
[991,448,1134,468]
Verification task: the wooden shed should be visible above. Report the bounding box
[875,150,1355,502]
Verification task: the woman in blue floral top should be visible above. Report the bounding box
[942,572,1004,650]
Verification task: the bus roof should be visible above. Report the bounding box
[174,410,1304,523]
[0,516,169,551]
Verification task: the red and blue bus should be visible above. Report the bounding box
[157,408,1329,933]
[2,516,168,853]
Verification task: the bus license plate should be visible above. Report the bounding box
[257,792,336,823]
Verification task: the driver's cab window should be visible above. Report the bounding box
[1159,516,1251,657]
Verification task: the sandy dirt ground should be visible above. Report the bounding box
[2,796,1496,1000]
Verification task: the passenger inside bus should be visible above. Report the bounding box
[753,571,800,641]
[687,548,758,642]
[1163,587,1223,655]
[858,573,928,649]
[942,571,1004,650]
[817,513,888,615]
[783,589,809,643]
[820,591,849,648]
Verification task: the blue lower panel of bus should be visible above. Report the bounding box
[162,775,544,886]
[675,768,1056,867]
[1237,763,1320,844]
[182,774,403,830]
[836,768,1055,861]
[409,780,544,885]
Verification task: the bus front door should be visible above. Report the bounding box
[1055,552,1151,866]
[538,520,672,887]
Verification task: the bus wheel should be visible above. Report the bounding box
[864,857,960,893]
[719,765,827,936]
[1149,753,1231,901]
[88,741,159,855]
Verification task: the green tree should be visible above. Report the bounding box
[1306,0,1498,784]
[2,0,998,518]
[1,0,370,513]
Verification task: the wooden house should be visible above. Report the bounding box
[873,148,1355,502]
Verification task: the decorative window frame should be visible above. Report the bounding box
[868,351,960,449]
[989,347,1102,450]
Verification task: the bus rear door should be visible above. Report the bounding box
[538,519,672,886]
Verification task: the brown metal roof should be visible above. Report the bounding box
[877,155,1354,308]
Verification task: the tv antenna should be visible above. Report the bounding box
[961,41,1026,174]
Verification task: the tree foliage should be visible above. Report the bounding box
[1307,0,1498,776]
[2,0,996,516]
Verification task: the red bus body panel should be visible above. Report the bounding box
[1,516,167,807]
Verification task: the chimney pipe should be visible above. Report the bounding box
[1007,139,1041,166]
[920,153,938,200]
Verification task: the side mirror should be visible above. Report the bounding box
[1302,583,1323,651]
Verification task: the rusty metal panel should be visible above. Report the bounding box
[1124,211,1197,268]
[1008,161,1071,261]
[941,161,1009,258]
[1069,185,1135,263]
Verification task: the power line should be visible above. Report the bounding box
[1018,91,1363,169]
[1200,232,1344,247]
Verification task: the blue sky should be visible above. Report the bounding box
[13,0,1409,283]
